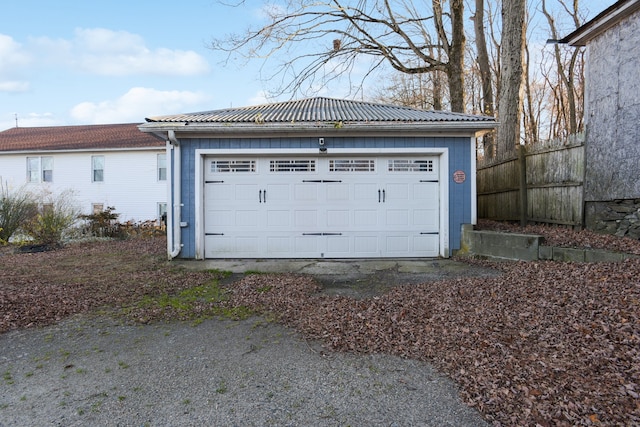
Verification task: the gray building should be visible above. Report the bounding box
[562,0,640,238]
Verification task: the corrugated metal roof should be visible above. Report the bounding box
[145,97,495,124]
[0,123,164,152]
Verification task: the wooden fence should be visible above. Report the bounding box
[477,133,585,227]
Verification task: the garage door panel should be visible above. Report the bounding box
[353,210,378,227]
[415,235,439,252]
[386,183,409,201]
[295,236,321,253]
[354,236,379,254]
[326,183,349,201]
[386,210,410,226]
[206,210,234,228]
[206,183,233,200]
[326,210,349,227]
[235,184,259,200]
[266,183,290,201]
[267,210,290,227]
[294,184,318,201]
[326,235,350,253]
[205,235,260,257]
[294,210,318,227]
[413,182,438,199]
[354,183,377,200]
[386,235,410,252]
[266,236,291,253]
[235,210,260,226]
[413,209,439,228]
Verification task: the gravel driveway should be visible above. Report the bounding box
[1,314,488,426]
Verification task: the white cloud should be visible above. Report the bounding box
[0,81,29,93]
[0,112,59,131]
[70,87,210,123]
[248,90,271,106]
[0,34,32,72]
[31,28,210,77]
[0,34,33,92]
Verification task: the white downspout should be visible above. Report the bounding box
[168,130,182,259]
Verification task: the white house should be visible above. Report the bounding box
[139,97,496,260]
[0,123,167,223]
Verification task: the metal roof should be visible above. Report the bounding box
[145,97,495,124]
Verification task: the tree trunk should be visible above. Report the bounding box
[473,0,495,156]
[496,0,526,157]
[448,0,466,113]
[473,0,494,117]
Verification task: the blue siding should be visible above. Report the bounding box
[175,136,472,258]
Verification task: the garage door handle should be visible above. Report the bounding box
[378,189,381,203]
[302,232,343,236]
[379,189,386,203]
[259,189,267,203]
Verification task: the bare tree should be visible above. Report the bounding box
[211,0,467,112]
[541,0,584,138]
[471,0,496,156]
[496,0,527,157]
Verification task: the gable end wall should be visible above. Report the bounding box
[585,7,640,201]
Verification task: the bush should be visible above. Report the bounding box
[22,189,81,245]
[78,206,126,238]
[0,181,38,243]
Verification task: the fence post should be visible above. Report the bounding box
[519,144,528,226]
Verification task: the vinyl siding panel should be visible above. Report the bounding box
[0,150,166,222]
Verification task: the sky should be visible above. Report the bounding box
[0,0,616,131]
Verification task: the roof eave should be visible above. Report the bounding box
[138,121,497,138]
[0,146,164,155]
[560,0,640,46]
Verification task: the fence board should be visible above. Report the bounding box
[477,134,585,226]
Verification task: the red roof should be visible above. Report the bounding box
[0,123,164,152]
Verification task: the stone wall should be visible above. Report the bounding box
[584,8,640,202]
[585,199,640,239]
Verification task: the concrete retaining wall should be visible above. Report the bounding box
[458,225,638,262]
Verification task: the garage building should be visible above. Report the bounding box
[139,97,495,259]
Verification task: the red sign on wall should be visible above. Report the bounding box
[453,170,466,184]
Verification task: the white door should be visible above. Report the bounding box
[204,156,440,258]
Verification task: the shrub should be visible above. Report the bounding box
[22,189,81,245]
[78,206,123,238]
[0,181,38,242]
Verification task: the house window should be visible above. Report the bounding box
[270,159,315,172]
[92,204,104,214]
[211,160,256,173]
[92,156,104,182]
[158,202,167,226]
[26,156,53,183]
[388,159,434,172]
[329,159,375,172]
[158,154,167,181]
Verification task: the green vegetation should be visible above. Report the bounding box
[133,278,254,322]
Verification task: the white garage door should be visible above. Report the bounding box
[203,155,440,258]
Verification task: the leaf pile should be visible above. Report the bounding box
[0,237,221,332]
[230,259,640,426]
